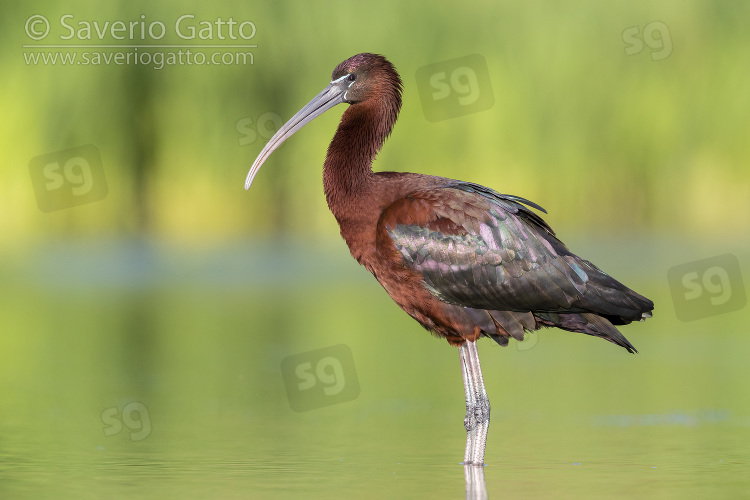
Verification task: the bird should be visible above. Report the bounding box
[245,53,653,466]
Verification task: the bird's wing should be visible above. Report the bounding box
[379,182,652,322]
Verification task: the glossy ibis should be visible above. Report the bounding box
[245,53,653,466]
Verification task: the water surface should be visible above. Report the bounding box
[1,240,748,498]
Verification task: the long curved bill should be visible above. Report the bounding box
[244,75,352,190]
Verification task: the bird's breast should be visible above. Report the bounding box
[335,213,379,266]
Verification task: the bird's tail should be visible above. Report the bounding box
[534,312,638,353]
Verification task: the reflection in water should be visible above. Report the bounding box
[464,464,488,499]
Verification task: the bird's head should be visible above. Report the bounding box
[329,53,402,104]
[244,53,402,190]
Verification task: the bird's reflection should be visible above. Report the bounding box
[464,464,488,499]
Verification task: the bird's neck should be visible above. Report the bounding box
[323,99,398,220]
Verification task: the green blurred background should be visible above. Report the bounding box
[2,1,749,498]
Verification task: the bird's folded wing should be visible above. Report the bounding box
[378,183,651,321]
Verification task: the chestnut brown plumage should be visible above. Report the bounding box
[245,53,653,465]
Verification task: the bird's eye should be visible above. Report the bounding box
[347,74,356,82]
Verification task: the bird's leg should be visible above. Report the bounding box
[459,340,490,466]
